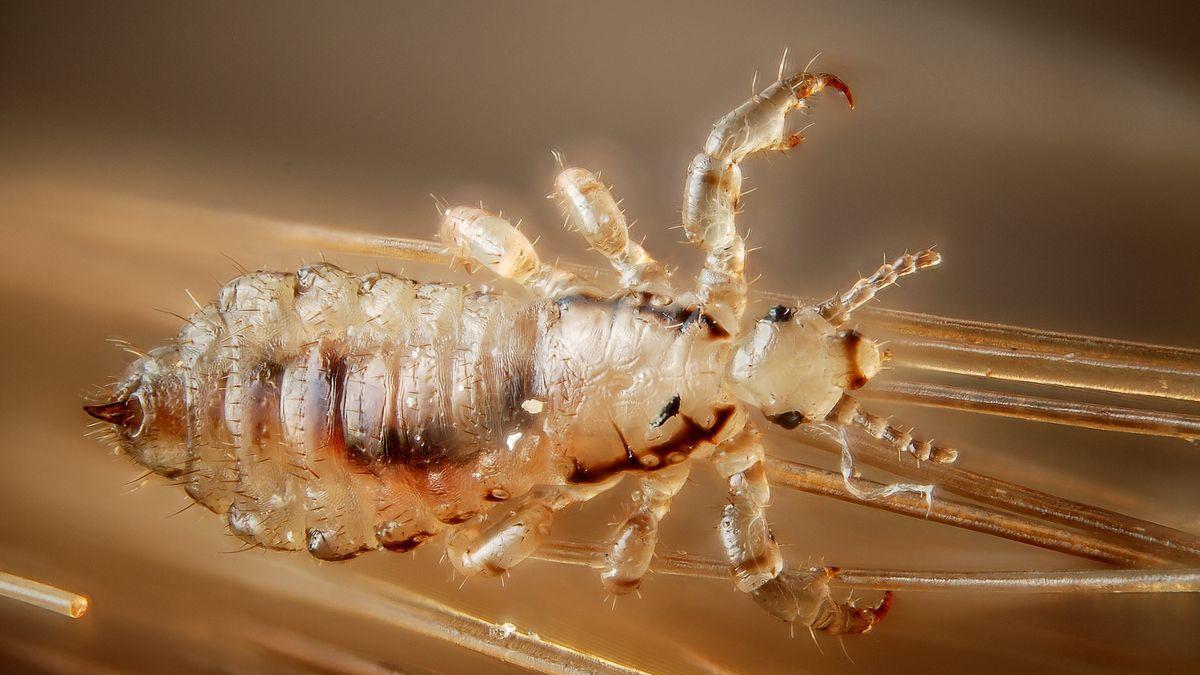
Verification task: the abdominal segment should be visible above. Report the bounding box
[174,264,541,560]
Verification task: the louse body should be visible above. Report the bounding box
[102,265,738,560]
[86,67,954,634]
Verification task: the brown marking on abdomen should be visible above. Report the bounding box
[330,347,474,473]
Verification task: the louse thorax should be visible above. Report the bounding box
[85,346,189,477]
[529,289,742,483]
[728,304,883,426]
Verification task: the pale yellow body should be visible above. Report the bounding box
[87,67,948,634]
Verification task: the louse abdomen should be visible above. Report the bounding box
[164,264,542,561]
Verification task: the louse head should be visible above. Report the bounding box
[84,346,189,477]
[728,305,883,426]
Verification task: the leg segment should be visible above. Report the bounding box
[600,462,690,595]
[753,568,892,635]
[683,71,853,326]
[553,167,673,296]
[438,206,594,297]
[816,248,942,325]
[711,424,889,635]
[445,486,565,577]
[710,426,783,592]
[445,480,618,577]
[828,394,958,464]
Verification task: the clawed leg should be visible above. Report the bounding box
[445,480,617,577]
[553,166,673,296]
[683,70,853,326]
[445,486,565,576]
[711,426,783,592]
[601,463,690,595]
[438,206,595,297]
[828,394,958,464]
[711,424,888,634]
[816,249,942,325]
[753,568,892,635]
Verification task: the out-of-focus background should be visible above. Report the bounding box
[2,2,1198,673]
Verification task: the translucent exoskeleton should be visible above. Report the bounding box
[83,63,1200,642]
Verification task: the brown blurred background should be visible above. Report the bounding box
[1,2,1198,673]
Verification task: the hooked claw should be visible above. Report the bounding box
[822,588,892,635]
[751,567,892,635]
[791,73,856,110]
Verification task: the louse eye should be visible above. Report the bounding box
[83,396,145,435]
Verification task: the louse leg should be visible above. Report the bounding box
[827,393,959,464]
[815,249,942,326]
[445,487,564,577]
[437,206,596,297]
[709,427,782,592]
[552,165,674,296]
[601,462,691,595]
[711,424,888,634]
[445,480,618,577]
[683,70,853,325]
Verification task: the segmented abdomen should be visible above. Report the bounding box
[174,263,538,560]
